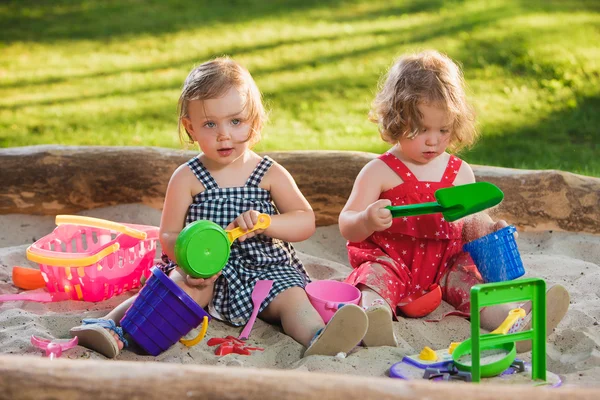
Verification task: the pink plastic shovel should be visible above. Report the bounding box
[238,280,274,340]
[0,292,71,303]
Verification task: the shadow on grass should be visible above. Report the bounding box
[0,4,512,102]
[8,0,595,48]
[515,0,600,13]
[0,24,398,91]
[463,94,600,176]
[324,0,449,22]
[0,0,350,44]
[457,27,600,82]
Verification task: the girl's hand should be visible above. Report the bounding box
[364,199,393,232]
[491,219,509,234]
[489,219,518,239]
[176,267,221,288]
[478,219,511,237]
[464,218,516,242]
[225,210,265,242]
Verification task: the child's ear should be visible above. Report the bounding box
[182,117,194,136]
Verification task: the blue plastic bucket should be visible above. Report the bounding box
[120,267,211,356]
[463,225,525,283]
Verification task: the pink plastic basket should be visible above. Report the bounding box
[26,215,159,302]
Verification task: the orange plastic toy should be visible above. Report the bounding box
[12,266,46,290]
[397,284,442,318]
[207,336,264,356]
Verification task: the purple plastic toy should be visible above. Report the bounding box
[120,267,211,356]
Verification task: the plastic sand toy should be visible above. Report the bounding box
[31,335,78,359]
[175,214,271,278]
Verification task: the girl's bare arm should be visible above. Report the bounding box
[159,165,202,261]
[339,160,390,243]
[263,163,316,243]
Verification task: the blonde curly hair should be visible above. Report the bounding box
[177,57,266,147]
[369,50,478,152]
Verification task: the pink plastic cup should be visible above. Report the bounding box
[305,280,361,323]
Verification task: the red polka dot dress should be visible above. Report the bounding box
[344,152,467,316]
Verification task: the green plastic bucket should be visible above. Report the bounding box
[174,214,271,279]
[174,220,231,278]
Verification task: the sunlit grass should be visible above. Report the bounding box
[1,0,599,176]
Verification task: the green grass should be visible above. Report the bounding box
[1,0,599,176]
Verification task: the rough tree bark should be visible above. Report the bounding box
[1,146,598,233]
[0,355,598,400]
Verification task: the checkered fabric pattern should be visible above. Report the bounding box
[184,155,309,326]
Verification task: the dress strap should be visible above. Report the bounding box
[440,155,463,184]
[379,152,418,182]
[245,156,274,187]
[187,156,219,190]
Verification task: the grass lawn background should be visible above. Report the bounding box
[1,0,599,176]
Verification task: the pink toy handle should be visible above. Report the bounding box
[55,215,147,240]
[238,307,260,340]
[31,335,78,359]
[325,301,342,310]
[0,292,69,303]
[0,294,36,302]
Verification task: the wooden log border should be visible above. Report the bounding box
[1,145,599,232]
[0,355,599,400]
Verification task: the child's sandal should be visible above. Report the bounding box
[304,304,368,357]
[363,304,397,347]
[515,284,570,353]
[69,318,128,358]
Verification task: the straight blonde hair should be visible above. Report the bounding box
[177,57,266,147]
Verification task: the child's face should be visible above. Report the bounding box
[183,87,252,164]
[398,102,452,164]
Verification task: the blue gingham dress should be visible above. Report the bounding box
[183,155,309,326]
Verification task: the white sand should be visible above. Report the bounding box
[1,204,599,386]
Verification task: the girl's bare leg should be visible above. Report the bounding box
[260,286,368,356]
[479,303,520,331]
[260,286,324,347]
[358,284,397,347]
[169,270,215,308]
[359,284,390,310]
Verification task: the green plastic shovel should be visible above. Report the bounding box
[386,182,503,222]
